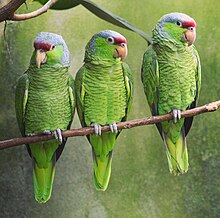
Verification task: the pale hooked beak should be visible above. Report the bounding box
[182,27,196,46]
[114,43,128,61]
[36,49,47,68]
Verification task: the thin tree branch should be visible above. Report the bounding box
[0,100,219,150]
[0,0,58,22]
[0,0,25,22]
[11,0,59,21]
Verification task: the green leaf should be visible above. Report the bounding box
[34,0,81,10]
[35,0,152,44]
[80,0,152,44]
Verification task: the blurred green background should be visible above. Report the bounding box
[0,0,219,217]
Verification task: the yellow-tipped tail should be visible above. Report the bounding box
[93,151,113,191]
[165,130,188,175]
[33,156,56,203]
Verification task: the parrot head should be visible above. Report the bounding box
[85,30,128,62]
[154,12,196,46]
[32,32,70,68]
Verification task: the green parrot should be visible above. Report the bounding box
[15,32,75,203]
[75,30,133,191]
[141,13,201,175]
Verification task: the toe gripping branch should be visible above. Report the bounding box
[92,123,102,136]
[28,129,63,143]
[172,109,181,123]
[92,122,118,136]
[1,100,219,150]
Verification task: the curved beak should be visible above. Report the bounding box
[114,43,127,61]
[36,49,47,68]
[182,27,196,46]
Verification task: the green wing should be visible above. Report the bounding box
[75,63,133,126]
[67,74,76,128]
[122,62,134,121]
[192,45,201,102]
[75,65,86,128]
[141,45,164,137]
[15,73,29,136]
[141,45,201,136]
[55,74,76,161]
[141,45,159,117]
[184,46,201,136]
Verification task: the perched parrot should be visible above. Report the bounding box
[141,13,201,175]
[75,30,133,191]
[15,32,75,203]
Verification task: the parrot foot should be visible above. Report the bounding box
[172,109,181,123]
[51,129,63,143]
[41,129,63,143]
[109,122,118,133]
[27,133,38,137]
[91,123,102,136]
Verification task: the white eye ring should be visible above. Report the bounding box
[106,37,114,44]
[176,21,182,27]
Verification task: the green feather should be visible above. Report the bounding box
[15,64,75,203]
[141,14,201,175]
[93,149,113,191]
[91,132,115,191]
[75,32,133,190]
[33,153,56,203]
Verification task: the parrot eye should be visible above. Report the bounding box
[121,43,126,48]
[50,45,56,50]
[107,37,115,44]
[176,21,182,27]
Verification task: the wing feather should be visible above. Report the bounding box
[122,62,133,121]
[15,73,29,136]
[141,45,163,136]
[184,46,201,136]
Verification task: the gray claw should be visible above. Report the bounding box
[113,122,118,133]
[172,109,181,123]
[52,129,63,143]
[42,130,52,135]
[177,110,181,120]
[29,129,63,143]
[109,124,114,133]
[109,122,118,133]
[98,125,101,135]
[93,123,102,136]
[27,130,51,136]
[27,133,37,137]
[48,129,63,143]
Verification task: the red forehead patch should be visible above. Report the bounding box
[34,42,52,51]
[114,37,127,45]
[182,20,196,28]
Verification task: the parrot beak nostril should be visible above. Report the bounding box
[113,45,127,61]
[182,28,196,46]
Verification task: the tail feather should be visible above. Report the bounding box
[33,155,56,203]
[163,128,188,175]
[93,150,113,191]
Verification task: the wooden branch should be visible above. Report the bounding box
[0,0,25,22]
[0,100,219,150]
[0,0,58,22]
[11,0,59,21]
